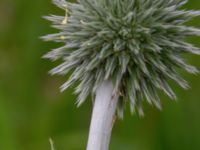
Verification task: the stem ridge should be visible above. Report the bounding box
[87,80,119,150]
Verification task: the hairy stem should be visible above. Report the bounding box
[86,80,119,150]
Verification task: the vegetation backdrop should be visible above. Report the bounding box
[0,0,200,150]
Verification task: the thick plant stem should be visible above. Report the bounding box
[86,80,119,150]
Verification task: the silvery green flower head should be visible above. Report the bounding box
[42,0,200,116]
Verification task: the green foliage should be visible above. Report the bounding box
[42,0,200,116]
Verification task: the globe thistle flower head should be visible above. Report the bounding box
[42,0,200,116]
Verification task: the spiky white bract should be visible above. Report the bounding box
[42,0,200,116]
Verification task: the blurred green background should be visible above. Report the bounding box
[0,0,200,150]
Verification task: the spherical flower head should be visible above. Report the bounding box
[42,0,200,116]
